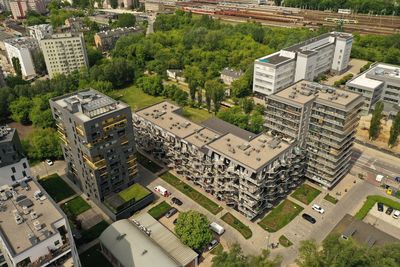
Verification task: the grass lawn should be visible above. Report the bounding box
[79,244,112,267]
[279,235,293,247]
[109,86,164,111]
[324,193,338,204]
[118,183,151,203]
[291,183,321,205]
[210,243,223,255]
[81,221,110,243]
[62,196,91,217]
[221,212,252,239]
[137,153,163,173]
[39,174,75,202]
[354,195,400,220]
[182,106,213,123]
[148,201,172,219]
[258,200,304,232]
[161,172,223,215]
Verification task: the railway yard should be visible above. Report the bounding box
[171,1,400,35]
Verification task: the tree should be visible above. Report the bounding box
[204,80,225,113]
[110,0,118,8]
[11,57,22,77]
[369,101,384,140]
[23,128,63,161]
[29,95,55,128]
[116,13,136,28]
[175,211,213,251]
[9,97,33,125]
[240,98,254,114]
[231,76,251,99]
[184,66,204,102]
[388,112,400,147]
[137,75,164,96]
[248,113,264,134]
[26,10,46,26]
[87,46,103,67]
[32,50,47,75]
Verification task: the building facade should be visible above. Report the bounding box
[49,90,140,216]
[264,81,363,188]
[9,0,46,19]
[4,37,39,80]
[28,24,53,41]
[94,27,141,51]
[40,33,89,78]
[133,102,306,219]
[253,32,353,96]
[0,179,81,266]
[346,62,400,116]
[220,67,243,86]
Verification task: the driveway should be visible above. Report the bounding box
[31,160,66,178]
[323,58,369,86]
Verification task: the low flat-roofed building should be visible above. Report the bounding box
[0,179,80,266]
[99,214,198,267]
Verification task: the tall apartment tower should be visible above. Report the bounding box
[253,32,353,97]
[49,90,138,215]
[264,81,363,188]
[40,32,89,78]
[0,125,31,185]
[9,0,46,19]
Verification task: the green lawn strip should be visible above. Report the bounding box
[161,172,222,215]
[137,153,163,173]
[355,195,400,220]
[148,201,172,219]
[38,174,75,202]
[118,183,151,202]
[182,106,213,123]
[291,183,321,205]
[221,212,252,239]
[79,244,112,267]
[258,200,304,232]
[81,221,110,243]
[279,235,293,247]
[109,86,164,111]
[324,193,339,204]
[210,243,223,255]
[62,196,91,217]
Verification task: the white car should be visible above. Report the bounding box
[45,159,54,166]
[312,204,325,214]
[393,210,400,219]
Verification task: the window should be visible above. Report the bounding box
[11,167,16,173]
[22,171,26,177]
[54,240,60,246]
[23,162,27,168]
[11,175,15,181]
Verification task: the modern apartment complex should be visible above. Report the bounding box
[253,32,353,96]
[0,126,31,185]
[133,101,306,219]
[94,27,141,51]
[346,62,400,116]
[9,0,46,19]
[40,33,89,78]
[264,80,363,188]
[49,90,143,219]
[0,179,80,266]
[4,37,39,80]
[28,24,53,41]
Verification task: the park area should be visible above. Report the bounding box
[258,200,304,232]
[62,196,91,217]
[355,195,400,220]
[221,212,252,239]
[291,183,321,205]
[148,201,172,220]
[38,174,75,202]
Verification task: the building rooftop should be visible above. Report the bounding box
[285,32,352,53]
[96,27,140,38]
[52,89,129,121]
[0,29,14,42]
[184,128,220,149]
[99,215,198,267]
[0,179,65,256]
[0,125,15,143]
[347,72,383,89]
[257,52,293,65]
[4,37,38,49]
[220,67,243,78]
[28,24,52,32]
[366,63,400,82]
[202,117,257,140]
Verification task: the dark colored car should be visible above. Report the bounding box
[395,176,400,183]
[302,213,316,224]
[165,208,178,218]
[207,239,219,251]
[173,218,178,225]
[171,197,183,206]
[386,207,394,215]
[377,202,384,212]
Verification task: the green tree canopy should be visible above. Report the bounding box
[388,112,400,147]
[23,128,63,161]
[11,57,22,77]
[116,13,136,28]
[10,97,33,125]
[369,101,384,140]
[136,75,164,96]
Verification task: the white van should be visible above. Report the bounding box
[210,222,225,235]
[154,185,170,197]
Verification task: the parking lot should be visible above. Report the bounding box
[364,203,400,239]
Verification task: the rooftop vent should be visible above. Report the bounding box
[117,233,126,240]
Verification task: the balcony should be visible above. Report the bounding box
[103,116,127,132]
[83,155,106,170]
[30,242,71,267]
[76,124,85,137]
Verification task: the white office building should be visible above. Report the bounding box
[4,37,39,80]
[253,32,353,97]
[40,32,89,78]
[28,24,53,41]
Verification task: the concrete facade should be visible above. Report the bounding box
[9,0,46,19]
[253,32,353,97]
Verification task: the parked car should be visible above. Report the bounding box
[207,239,219,251]
[386,207,394,215]
[154,185,170,197]
[171,197,183,206]
[392,210,400,219]
[165,208,178,218]
[173,218,178,225]
[210,222,225,235]
[394,176,400,183]
[302,213,316,224]
[45,159,54,166]
[377,202,384,212]
[312,204,325,214]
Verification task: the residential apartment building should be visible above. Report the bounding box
[49,90,141,219]
[98,0,133,9]
[0,0,11,11]
[9,0,45,19]
[264,81,363,188]
[94,27,141,51]
[346,63,400,116]
[0,179,81,266]
[220,67,243,86]
[253,32,353,96]
[4,37,39,80]
[0,126,31,185]
[28,24,53,41]
[40,33,89,78]
[133,101,306,219]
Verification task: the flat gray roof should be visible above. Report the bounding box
[0,126,15,143]
[202,117,257,140]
